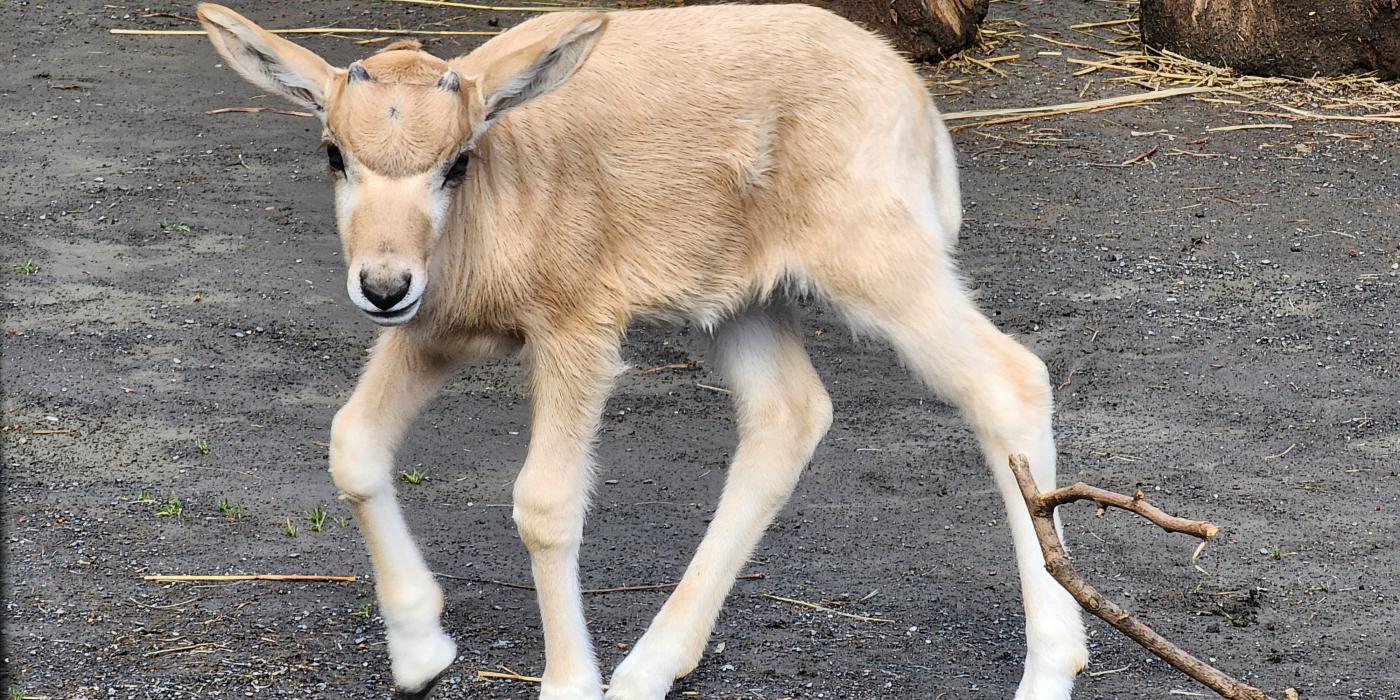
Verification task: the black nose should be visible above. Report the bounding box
[360,270,410,311]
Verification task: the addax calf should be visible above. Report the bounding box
[195,4,1088,698]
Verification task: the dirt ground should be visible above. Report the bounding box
[4,1,1398,698]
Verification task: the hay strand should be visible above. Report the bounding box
[942,86,1216,130]
[206,107,314,118]
[111,27,500,37]
[1206,123,1293,132]
[758,593,895,623]
[379,0,590,12]
[478,669,547,684]
[144,574,356,582]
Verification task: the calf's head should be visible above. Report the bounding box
[196,4,606,325]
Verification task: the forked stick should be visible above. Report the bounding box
[1007,455,1298,700]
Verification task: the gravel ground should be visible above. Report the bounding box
[3,1,1398,698]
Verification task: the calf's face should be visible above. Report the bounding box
[195,4,606,325]
[323,55,473,325]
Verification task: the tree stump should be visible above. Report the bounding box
[685,0,990,63]
[1141,0,1400,78]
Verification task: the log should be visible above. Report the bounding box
[687,0,989,63]
[1141,0,1400,78]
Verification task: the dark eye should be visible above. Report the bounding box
[443,152,470,186]
[326,144,345,174]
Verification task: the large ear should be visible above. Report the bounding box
[196,4,339,114]
[476,14,608,126]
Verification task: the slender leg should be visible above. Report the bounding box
[861,280,1088,700]
[607,307,832,700]
[514,332,622,700]
[328,330,463,697]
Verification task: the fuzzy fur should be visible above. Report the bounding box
[195,4,1087,699]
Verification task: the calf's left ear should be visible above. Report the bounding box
[196,3,340,114]
[473,14,609,127]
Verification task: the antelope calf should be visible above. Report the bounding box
[195,3,1088,698]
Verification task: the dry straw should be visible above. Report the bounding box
[940,11,1400,130]
[380,0,595,12]
[111,27,500,37]
[111,6,1399,130]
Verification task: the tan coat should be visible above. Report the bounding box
[195,5,1086,699]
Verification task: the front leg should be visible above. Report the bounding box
[513,333,622,700]
[329,331,464,698]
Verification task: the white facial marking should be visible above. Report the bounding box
[330,161,449,327]
[427,186,454,234]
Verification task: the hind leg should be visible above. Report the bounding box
[606,305,832,699]
[833,264,1087,700]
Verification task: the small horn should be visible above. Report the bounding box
[348,62,371,83]
[436,70,460,92]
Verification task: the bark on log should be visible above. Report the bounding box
[686,0,989,62]
[1141,0,1400,78]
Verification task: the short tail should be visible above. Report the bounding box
[927,102,963,241]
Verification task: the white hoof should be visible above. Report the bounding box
[606,650,679,700]
[1012,673,1076,700]
[1013,644,1088,700]
[539,679,605,700]
[387,627,457,693]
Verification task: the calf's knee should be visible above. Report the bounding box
[796,383,834,448]
[328,407,395,500]
[379,574,445,627]
[970,326,1054,421]
[512,473,584,553]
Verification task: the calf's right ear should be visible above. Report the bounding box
[196,3,340,115]
[473,14,608,128]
